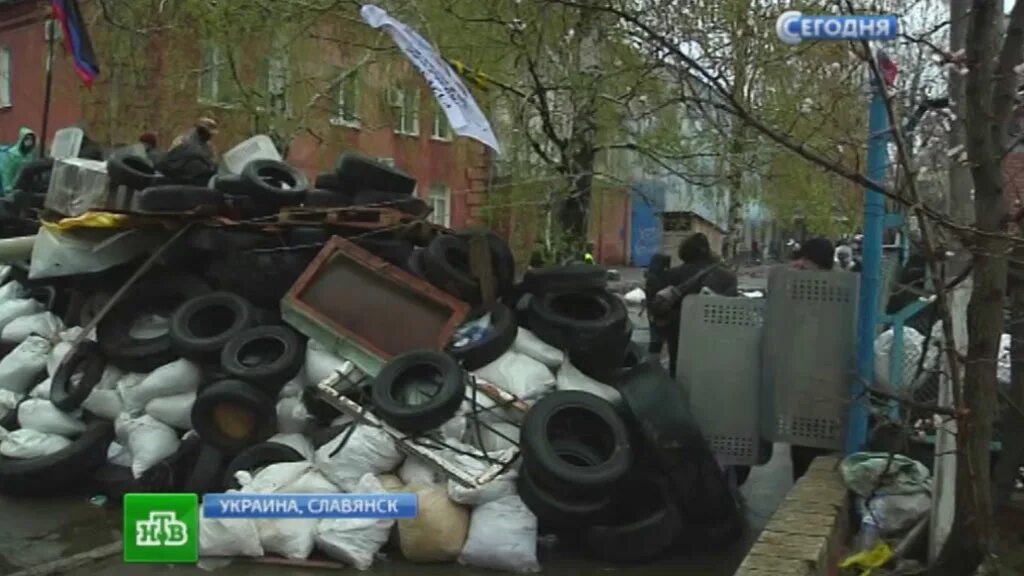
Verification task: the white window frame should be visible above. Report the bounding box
[265,54,291,115]
[390,86,420,136]
[198,45,237,106]
[378,157,396,168]
[330,69,360,128]
[0,47,11,109]
[428,184,451,227]
[432,104,451,141]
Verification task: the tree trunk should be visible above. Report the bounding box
[948,0,975,225]
[993,275,1024,507]
[724,0,750,262]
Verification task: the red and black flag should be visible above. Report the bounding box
[51,0,99,86]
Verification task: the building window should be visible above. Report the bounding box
[331,69,360,127]
[389,86,420,136]
[432,104,451,141]
[199,45,238,105]
[428,184,451,226]
[263,55,290,115]
[0,47,10,108]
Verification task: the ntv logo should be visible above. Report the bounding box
[136,511,189,547]
[776,12,898,44]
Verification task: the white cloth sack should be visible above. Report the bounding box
[465,422,520,453]
[398,456,441,487]
[144,393,195,430]
[30,378,51,400]
[200,504,264,558]
[119,359,200,413]
[315,473,394,570]
[445,444,517,506]
[473,351,555,401]
[96,365,124,390]
[623,287,646,305]
[0,336,52,395]
[0,280,27,303]
[116,414,180,478]
[276,396,312,434]
[512,328,564,369]
[0,298,45,333]
[107,441,133,467]
[279,374,305,400]
[18,399,85,437]
[873,327,939,393]
[233,463,319,560]
[0,428,72,459]
[0,390,22,418]
[82,389,124,421]
[399,484,469,563]
[459,495,540,573]
[269,432,315,461]
[306,340,349,387]
[2,311,64,344]
[556,361,622,404]
[314,424,404,492]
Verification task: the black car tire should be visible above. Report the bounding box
[449,303,517,371]
[455,230,516,300]
[50,340,106,411]
[353,190,429,217]
[108,155,160,190]
[302,387,341,425]
[371,350,466,433]
[241,159,310,207]
[523,264,607,294]
[133,185,224,213]
[92,464,140,503]
[170,292,257,362]
[186,227,270,252]
[137,434,202,494]
[191,380,277,454]
[0,421,113,497]
[221,442,306,490]
[315,173,343,191]
[407,249,427,277]
[211,173,258,196]
[528,289,629,351]
[97,275,210,373]
[422,235,480,304]
[220,326,304,395]
[335,152,416,196]
[352,236,414,267]
[183,443,226,496]
[520,391,632,498]
[516,440,614,527]
[204,249,317,307]
[584,472,683,563]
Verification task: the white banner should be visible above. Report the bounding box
[360,4,501,153]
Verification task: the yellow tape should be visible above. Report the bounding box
[41,211,131,231]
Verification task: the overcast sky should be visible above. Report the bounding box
[1008,0,1016,12]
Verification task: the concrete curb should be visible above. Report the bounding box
[734,456,851,576]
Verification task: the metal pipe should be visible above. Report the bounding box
[846,84,890,455]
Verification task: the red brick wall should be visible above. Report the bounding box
[1004,150,1024,216]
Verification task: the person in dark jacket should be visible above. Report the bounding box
[653,233,738,377]
[139,132,164,165]
[644,253,673,356]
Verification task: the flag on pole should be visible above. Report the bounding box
[51,0,99,86]
[876,48,898,88]
[360,5,500,153]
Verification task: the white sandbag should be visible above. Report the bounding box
[440,415,467,442]
[398,456,441,487]
[556,361,622,404]
[465,422,520,453]
[200,506,264,558]
[473,351,555,401]
[269,432,315,461]
[377,474,405,492]
[120,414,180,478]
[18,399,85,437]
[238,461,311,494]
[119,359,201,413]
[459,495,540,573]
[276,396,312,434]
[81,389,124,421]
[241,462,321,560]
[47,341,72,378]
[0,389,22,414]
[144,392,195,430]
[279,376,304,400]
[0,336,52,395]
[306,339,349,387]
[0,298,45,332]
[30,378,51,400]
[315,474,394,570]
[282,468,340,494]
[57,326,85,343]
[2,311,64,344]
[623,287,646,305]
[314,424,403,492]
[107,441,133,467]
[511,328,564,369]
[874,327,939,393]
[0,428,72,459]
[445,444,517,506]
[399,484,469,563]
[96,365,124,390]
[0,280,27,303]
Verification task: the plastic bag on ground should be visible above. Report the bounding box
[306,340,349,387]
[623,287,646,305]
[18,399,86,437]
[444,443,517,506]
[107,441,133,467]
[314,424,404,492]
[276,396,312,434]
[119,359,200,413]
[0,298,45,333]
[859,494,932,535]
[117,414,180,478]
[200,504,264,558]
[2,311,64,344]
[0,428,72,459]
[398,456,441,487]
[556,361,622,404]
[144,392,195,430]
[30,378,51,400]
[315,473,394,570]
[82,389,124,421]
[269,432,314,461]
[0,281,27,303]
[458,495,540,573]
[841,452,932,498]
[465,422,520,453]
[0,336,52,395]
[873,328,939,393]
[399,484,469,563]
[473,351,555,401]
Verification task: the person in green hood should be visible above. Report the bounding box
[0,127,39,195]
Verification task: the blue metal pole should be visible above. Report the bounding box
[846,81,889,455]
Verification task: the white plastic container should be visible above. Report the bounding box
[221,135,281,175]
